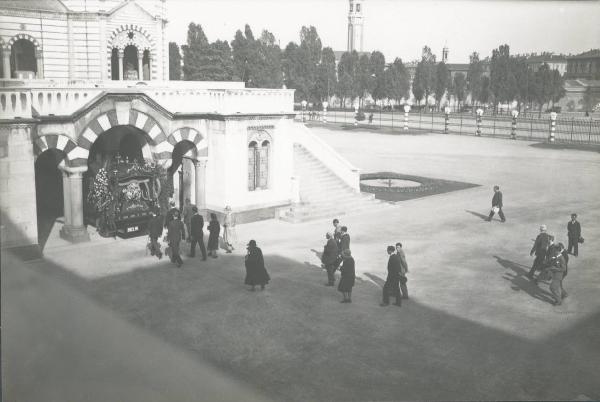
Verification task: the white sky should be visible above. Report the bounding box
[166,0,600,63]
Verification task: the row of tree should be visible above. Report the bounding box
[169,23,411,107]
[169,23,567,115]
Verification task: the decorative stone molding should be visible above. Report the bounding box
[77,108,167,164]
[247,129,273,145]
[167,127,208,158]
[7,33,42,52]
[108,24,155,51]
[33,134,79,166]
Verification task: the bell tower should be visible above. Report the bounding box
[347,0,364,52]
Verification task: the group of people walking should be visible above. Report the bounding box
[527,214,583,306]
[320,218,409,306]
[146,199,270,291]
[486,186,583,306]
[147,199,236,267]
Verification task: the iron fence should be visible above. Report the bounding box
[295,108,600,144]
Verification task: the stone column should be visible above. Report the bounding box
[118,49,124,81]
[35,49,43,79]
[61,170,72,226]
[2,47,11,79]
[195,159,207,212]
[137,49,143,80]
[59,168,90,243]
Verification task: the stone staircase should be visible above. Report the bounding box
[279,144,390,223]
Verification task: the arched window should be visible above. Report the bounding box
[10,39,37,78]
[248,141,258,191]
[258,140,270,189]
[247,131,272,191]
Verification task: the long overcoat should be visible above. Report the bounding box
[321,238,339,265]
[245,246,270,286]
[207,219,220,250]
[337,256,355,292]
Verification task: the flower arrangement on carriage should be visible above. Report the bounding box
[86,157,170,237]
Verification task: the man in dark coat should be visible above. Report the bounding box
[321,232,339,286]
[543,244,568,305]
[244,240,270,291]
[189,206,207,260]
[381,246,402,307]
[396,242,409,299]
[487,185,506,222]
[164,200,179,228]
[528,225,552,280]
[339,226,351,252]
[167,211,185,267]
[567,213,581,257]
[147,209,163,259]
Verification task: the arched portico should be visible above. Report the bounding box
[167,127,208,211]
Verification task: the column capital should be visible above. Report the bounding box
[118,48,124,58]
[58,165,88,175]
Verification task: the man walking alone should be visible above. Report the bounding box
[487,185,506,222]
[189,207,207,260]
[321,232,339,286]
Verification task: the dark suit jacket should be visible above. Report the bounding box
[567,221,581,238]
[531,232,551,257]
[167,219,185,243]
[190,214,205,239]
[321,238,339,265]
[164,207,180,228]
[492,191,503,208]
[340,233,350,252]
[386,254,401,283]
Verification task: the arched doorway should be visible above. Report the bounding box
[169,140,197,209]
[10,39,37,78]
[35,149,65,248]
[86,125,151,232]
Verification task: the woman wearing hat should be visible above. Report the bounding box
[338,249,355,303]
[244,240,270,291]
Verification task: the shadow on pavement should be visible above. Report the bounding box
[3,205,600,402]
[494,255,556,305]
[465,209,490,221]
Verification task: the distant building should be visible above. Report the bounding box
[566,49,600,80]
[558,79,600,111]
[525,54,568,75]
[347,0,364,52]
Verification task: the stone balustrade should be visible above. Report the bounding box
[0,80,295,119]
[0,90,33,119]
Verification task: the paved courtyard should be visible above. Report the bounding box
[3,128,600,401]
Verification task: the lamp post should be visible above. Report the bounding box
[549,111,557,143]
[322,101,328,123]
[476,108,484,136]
[444,106,451,134]
[403,104,411,131]
[301,100,307,123]
[511,110,519,140]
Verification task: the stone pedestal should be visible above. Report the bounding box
[59,169,90,243]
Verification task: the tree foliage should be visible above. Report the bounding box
[434,62,449,107]
[169,42,182,80]
[450,72,467,107]
[384,58,411,105]
[182,23,233,81]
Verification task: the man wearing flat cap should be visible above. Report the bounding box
[528,225,552,281]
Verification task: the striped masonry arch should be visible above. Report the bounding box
[33,134,82,167]
[166,127,208,163]
[77,109,169,166]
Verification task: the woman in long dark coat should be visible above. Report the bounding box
[207,213,220,258]
[338,249,355,303]
[244,240,270,291]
